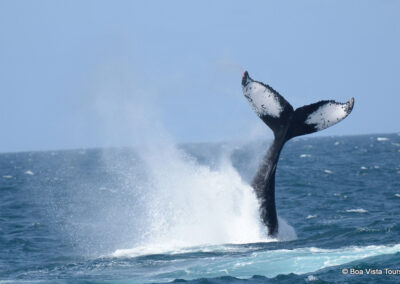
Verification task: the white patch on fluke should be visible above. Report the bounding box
[243,81,283,118]
[305,100,352,131]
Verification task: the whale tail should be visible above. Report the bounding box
[242,71,354,140]
[241,71,354,236]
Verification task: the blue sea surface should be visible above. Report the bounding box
[1,133,400,283]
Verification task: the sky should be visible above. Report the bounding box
[0,0,399,153]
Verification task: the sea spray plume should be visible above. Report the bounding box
[85,67,272,252]
[137,143,268,248]
[242,71,354,237]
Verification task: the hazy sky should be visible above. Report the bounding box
[1,1,399,152]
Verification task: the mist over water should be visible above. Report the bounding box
[122,148,264,254]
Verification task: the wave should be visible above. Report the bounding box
[346,208,368,213]
[112,243,400,282]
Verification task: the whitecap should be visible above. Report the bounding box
[357,227,380,233]
[111,243,400,281]
[2,175,12,179]
[346,208,368,213]
[324,169,333,174]
[395,194,400,198]
[377,137,389,141]
[121,243,400,279]
[306,275,319,282]
[234,261,253,267]
[360,166,367,170]
[300,154,311,158]
[306,215,317,219]
[24,170,34,175]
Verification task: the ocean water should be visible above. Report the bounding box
[1,133,400,283]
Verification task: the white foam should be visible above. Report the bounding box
[243,81,283,118]
[306,275,319,282]
[394,194,400,198]
[234,261,254,268]
[114,143,296,256]
[346,208,368,213]
[113,242,259,258]
[300,154,311,158]
[113,215,297,258]
[324,169,333,174]
[2,175,12,179]
[24,170,34,175]
[306,215,317,219]
[360,166,367,170]
[110,142,298,256]
[377,137,389,141]
[117,243,400,280]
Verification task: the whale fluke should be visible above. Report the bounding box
[288,98,354,139]
[242,71,294,135]
[242,71,354,236]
